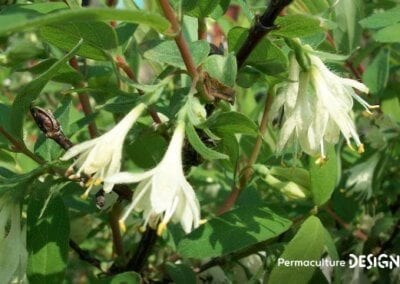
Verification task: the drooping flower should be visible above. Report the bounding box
[106,121,201,234]
[0,199,27,283]
[271,52,378,162]
[61,103,147,197]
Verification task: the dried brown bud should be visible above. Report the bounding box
[202,72,235,104]
[30,106,60,138]
[30,105,73,149]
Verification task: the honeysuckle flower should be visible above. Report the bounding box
[106,121,201,235]
[0,199,27,283]
[271,52,378,162]
[61,103,147,197]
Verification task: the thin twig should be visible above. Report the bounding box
[218,93,274,215]
[69,57,98,138]
[124,227,158,272]
[324,205,368,241]
[0,127,45,165]
[158,0,199,80]
[109,203,125,258]
[236,0,293,69]
[69,240,105,273]
[198,18,207,40]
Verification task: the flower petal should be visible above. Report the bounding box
[60,138,98,161]
[106,170,154,184]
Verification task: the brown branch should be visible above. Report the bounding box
[69,57,98,138]
[0,126,45,165]
[109,203,125,258]
[158,0,199,80]
[236,0,293,69]
[124,227,158,272]
[69,239,105,273]
[324,205,368,241]
[218,93,274,215]
[198,18,207,40]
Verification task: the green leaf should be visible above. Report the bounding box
[185,123,228,160]
[202,53,237,87]
[177,206,292,258]
[309,144,338,206]
[116,22,138,49]
[126,129,167,169]
[228,27,287,74]
[98,272,141,284]
[272,15,325,38]
[141,40,210,69]
[27,58,84,85]
[359,6,400,29]
[10,39,82,140]
[98,95,140,114]
[40,21,118,61]
[308,50,349,62]
[205,111,258,136]
[182,0,220,18]
[0,3,169,36]
[268,216,326,284]
[333,0,363,54]
[381,95,400,123]
[362,48,390,95]
[165,262,196,284]
[373,23,400,43]
[27,183,70,284]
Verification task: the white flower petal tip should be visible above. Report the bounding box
[61,104,146,195]
[115,122,201,234]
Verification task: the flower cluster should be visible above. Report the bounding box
[62,104,201,234]
[271,52,378,162]
[107,122,201,234]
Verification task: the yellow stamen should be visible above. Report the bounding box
[139,225,146,233]
[362,110,373,117]
[199,219,208,225]
[347,142,356,152]
[85,178,95,188]
[119,220,126,233]
[315,155,327,166]
[80,188,91,200]
[157,222,167,236]
[94,178,102,186]
[369,105,380,109]
[358,143,365,154]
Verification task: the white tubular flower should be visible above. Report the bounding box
[61,103,146,197]
[106,121,201,235]
[0,200,27,283]
[309,54,378,156]
[272,52,378,161]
